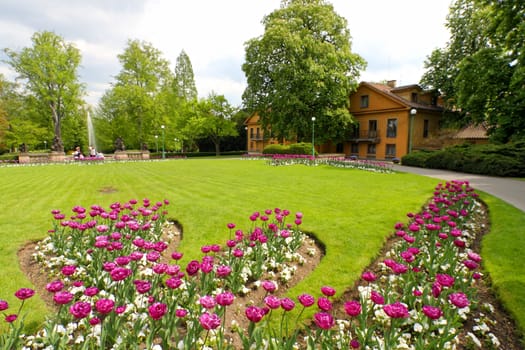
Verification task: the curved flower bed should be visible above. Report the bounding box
[0,181,501,349]
[263,155,394,173]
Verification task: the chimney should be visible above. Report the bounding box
[386,80,397,88]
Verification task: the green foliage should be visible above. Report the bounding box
[262,142,315,155]
[263,144,288,154]
[97,39,174,150]
[173,50,198,102]
[0,153,17,161]
[197,92,238,155]
[3,31,85,152]
[288,142,315,155]
[420,0,525,142]
[242,0,366,144]
[401,142,525,177]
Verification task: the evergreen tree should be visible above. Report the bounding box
[173,50,198,102]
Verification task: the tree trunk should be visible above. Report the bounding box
[215,139,220,156]
[51,104,64,152]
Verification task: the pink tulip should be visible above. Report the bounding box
[53,291,74,305]
[14,288,35,300]
[95,298,115,314]
[344,300,361,317]
[245,306,266,323]
[70,301,92,319]
[383,302,410,318]
[298,294,315,307]
[148,302,168,320]
[199,312,221,330]
[321,286,336,297]
[313,312,335,330]
[422,305,443,319]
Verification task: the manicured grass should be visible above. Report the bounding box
[0,159,523,341]
[480,195,525,338]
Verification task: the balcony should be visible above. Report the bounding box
[348,130,381,143]
[249,134,264,141]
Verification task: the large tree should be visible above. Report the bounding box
[242,0,365,144]
[420,0,525,142]
[98,39,174,150]
[198,92,238,155]
[4,31,84,152]
[0,83,49,152]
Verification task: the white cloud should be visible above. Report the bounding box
[0,0,452,107]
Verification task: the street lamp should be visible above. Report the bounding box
[408,108,417,154]
[155,135,158,153]
[311,117,316,157]
[161,125,165,159]
[44,140,47,151]
[174,138,178,152]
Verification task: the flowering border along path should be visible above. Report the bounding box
[0,180,507,349]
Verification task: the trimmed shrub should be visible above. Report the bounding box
[289,142,315,155]
[263,143,316,155]
[0,153,19,163]
[401,142,525,177]
[263,144,287,155]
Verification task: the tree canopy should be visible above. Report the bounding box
[420,0,525,142]
[97,39,174,150]
[3,31,85,151]
[242,0,366,144]
[173,50,198,102]
[198,92,238,155]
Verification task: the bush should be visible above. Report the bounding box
[263,143,316,155]
[401,142,525,177]
[0,153,18,163]
[289,142,315,155]
[262,144,288,155]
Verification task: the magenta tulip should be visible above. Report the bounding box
[344,300,362,317]
[199,312,221,330]
[14,288,35,300]
[313,312,335,330]
[383,302,410,318]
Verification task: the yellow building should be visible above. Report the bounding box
[245,80,444,159]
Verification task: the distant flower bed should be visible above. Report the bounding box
[243,154,394,173]
[322,157,394,173]
[0,181,500,349]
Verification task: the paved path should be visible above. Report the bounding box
[393,165,525,213]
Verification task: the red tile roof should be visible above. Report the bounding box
[454,123,489,139]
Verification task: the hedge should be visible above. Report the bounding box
[263,142,316,155]
[401,142,525,177]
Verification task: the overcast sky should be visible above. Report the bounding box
[0,0,452,107]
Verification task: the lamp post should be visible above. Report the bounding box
[161,125,165,159]
[44,140,47,151]
[174,138,178,152]
[408,108,417,154]
[155,135,158,153]
[311,117,316,158]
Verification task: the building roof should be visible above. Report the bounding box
[454,123,489,139]
[362,82,443,113]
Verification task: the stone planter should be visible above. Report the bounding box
[18,152,65,164]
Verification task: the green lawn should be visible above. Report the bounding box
[0,159,523,340]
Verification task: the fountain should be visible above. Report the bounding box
[87,111,97,154]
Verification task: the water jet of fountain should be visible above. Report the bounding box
[87,111,97,154]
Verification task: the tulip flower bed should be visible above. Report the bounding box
[321,157,394,173]
[0,181,505,349]
[249,154,394,173]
